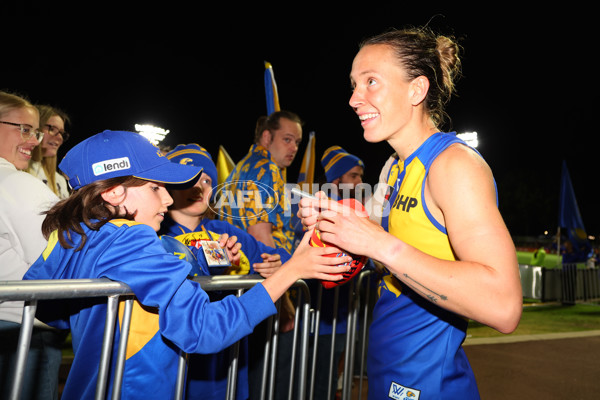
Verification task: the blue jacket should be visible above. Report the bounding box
[24,219,276,400]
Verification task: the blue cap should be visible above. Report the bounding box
[166,144,218,193]
[321,146,364,182]
[59,130,202,190]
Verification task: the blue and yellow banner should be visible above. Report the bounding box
[264,61,280,115]
[216,145,235,185]
[297,131,316,192]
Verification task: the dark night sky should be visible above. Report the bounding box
[3,5,598,237]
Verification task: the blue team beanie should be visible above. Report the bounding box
[320,146,364,182]
[166,144,218,194]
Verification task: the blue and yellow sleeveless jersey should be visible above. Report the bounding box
[219,144,294,254]
[23,219,276,400]
[368,132,484,399]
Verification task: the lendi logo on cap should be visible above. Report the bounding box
[92,157,131,176]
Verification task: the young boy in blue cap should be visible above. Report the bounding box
[23,130,352,400]
[159,143,290,400]
[160,143,289,277]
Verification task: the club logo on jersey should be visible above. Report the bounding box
[388,381,420,400]
[92,157,131,176]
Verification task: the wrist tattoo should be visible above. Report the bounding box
[395,273,448,303]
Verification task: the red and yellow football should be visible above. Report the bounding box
[309,198,368,289]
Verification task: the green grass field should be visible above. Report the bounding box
[475,250,598,339]
[468,302,600,338]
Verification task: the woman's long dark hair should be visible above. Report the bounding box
[42,176,147,251]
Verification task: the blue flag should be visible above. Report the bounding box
[558,160,590,262]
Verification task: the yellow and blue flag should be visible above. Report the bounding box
[297,131,316,193]
[216,145,235,185]
[264,61,280,115]
[291,131,316,249]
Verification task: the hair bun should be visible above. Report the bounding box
[436,35,461,97]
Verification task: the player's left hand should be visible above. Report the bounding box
[218,233,242,265]
[253,253,282,278]
[309,195,385,260]
[297,191,329,230]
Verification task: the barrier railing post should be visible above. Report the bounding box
[267,300,281,400]
[174,351,189,400]
[111,297,134,400]
[561,264,577,305]
[308,284,322,400]
[356,271,372,400]
[287,293,301,400]
[296,282,311,400]
[225,288,245,400]
[259,314,274,400]
[8,300,37,400]
[342,279,357,400]
[326,285,340,400]
[96,295,120,400]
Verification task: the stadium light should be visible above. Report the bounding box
[135,124,170,145]
[457,131,478,148]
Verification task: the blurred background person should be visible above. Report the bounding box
[27,104,71,199]
[159,143,290,400]
[309,145,368,399]
[319,145,365,200]
[220,110,303,400]
[221,110,302,253]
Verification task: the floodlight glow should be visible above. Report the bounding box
[134,124,170,145]
[457,131,478,148]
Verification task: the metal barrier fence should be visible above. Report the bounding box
[6,263,598,399]
[558,265,600,305]
[0,270,376,400]
[519,264,600,304]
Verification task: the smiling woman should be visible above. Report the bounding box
[299,27,522,400]
[27,105,71,199]
[0,90,64,400]
[0,96,43,171]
